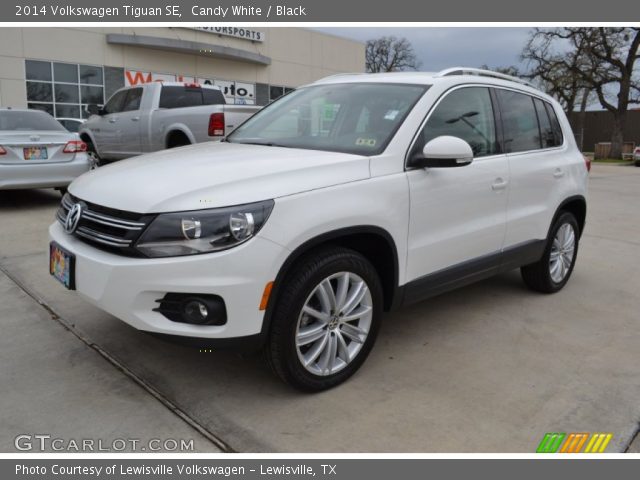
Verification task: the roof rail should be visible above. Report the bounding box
[435,67,532,87]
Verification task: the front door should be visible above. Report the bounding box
[406,86,509,281]
[111,87,143,158]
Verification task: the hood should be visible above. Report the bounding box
[69,142,370,213]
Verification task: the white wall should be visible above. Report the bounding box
[0,27,365,108]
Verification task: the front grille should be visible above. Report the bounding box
[56,193,154,256]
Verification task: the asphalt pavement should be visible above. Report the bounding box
[1,163,638,452]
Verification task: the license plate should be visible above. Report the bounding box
[24,146,48,160]
[50,242,75,290]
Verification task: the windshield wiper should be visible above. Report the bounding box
[237,141,290,148]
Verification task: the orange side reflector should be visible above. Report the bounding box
[259,281,274,311]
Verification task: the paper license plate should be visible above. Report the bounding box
[50,242,75,290]
[24,147,48,160]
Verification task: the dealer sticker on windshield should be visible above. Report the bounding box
[355,138,377,147]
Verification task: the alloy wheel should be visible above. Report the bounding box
[295,272,373,376]
[549,223,576,283]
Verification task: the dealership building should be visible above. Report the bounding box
[0,27,364,118]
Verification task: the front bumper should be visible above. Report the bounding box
[49,222,289,340]
[0,154,91,189]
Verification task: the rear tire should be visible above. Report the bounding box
[521,211,579,293]
[265,247,383,392]
[166,132,191,149]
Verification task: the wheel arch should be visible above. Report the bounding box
[165,127,195,148]
[260,226,401,342]
[553,195,587,237]
[79,130,99,153]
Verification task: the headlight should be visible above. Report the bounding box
[135,200,274,257]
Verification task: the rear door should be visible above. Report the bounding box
[495,89,566,248]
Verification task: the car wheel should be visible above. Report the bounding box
[521,211,579,293]
[266,247,383,392]
[85,139,102,168]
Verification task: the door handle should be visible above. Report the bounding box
[491,178,508,191]
[108,117,117,123]
[131,116,140,122]
[553,168,565,178]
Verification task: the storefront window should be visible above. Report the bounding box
[79,65,103,85]
[54,63,78,83]
[26,82,52,102]
[54,83,79,103]
[25,60,52,82]
[27,102,54,116]
[80,85,104,104]
[25,60,105,119]
[269,85,285,102]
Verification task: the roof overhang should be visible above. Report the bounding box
[106,34,271,66]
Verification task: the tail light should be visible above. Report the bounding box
[63,140,87,153]
[635,147,640,155]
[208,113,225,137]
[0,145,6,155]
[583,155,591,173]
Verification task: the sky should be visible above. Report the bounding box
[314,27,533,72]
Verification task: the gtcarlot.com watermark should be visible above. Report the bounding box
[14,434,194,452]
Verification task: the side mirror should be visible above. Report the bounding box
[409,136,474,169]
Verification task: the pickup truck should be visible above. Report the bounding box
[79,82,261,162]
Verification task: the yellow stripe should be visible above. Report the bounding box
[597,434,613,453]
[591,433,605,452]
[560,433,575,453]
[584,434,598,453]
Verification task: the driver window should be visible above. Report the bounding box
[121,88,143,112]
[103,90,126,115]
[417,87,498,157]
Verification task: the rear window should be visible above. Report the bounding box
[0,110,66,131]
[544,102,564,146]
[534,98,561,148]
[203,88,226,105]
[159,86,225,109]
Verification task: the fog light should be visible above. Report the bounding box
[184,300,209,324]
[153,293,227,326]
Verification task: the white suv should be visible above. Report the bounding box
[49,68,589,391]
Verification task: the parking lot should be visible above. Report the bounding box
[1,163,639,453]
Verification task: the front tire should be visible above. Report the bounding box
[84,138,102,167]
[266,247,383,392]
[521,211,579,293]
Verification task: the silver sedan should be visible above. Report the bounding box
[0,109,93,190]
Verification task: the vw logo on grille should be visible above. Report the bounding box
[64,203,83,234]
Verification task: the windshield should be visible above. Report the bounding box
[227,83,427,155]
[0,110,66,132]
